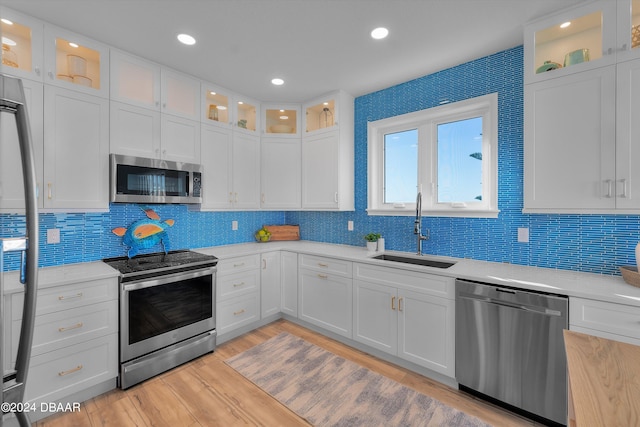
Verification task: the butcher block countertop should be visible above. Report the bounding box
[564,330,640,427]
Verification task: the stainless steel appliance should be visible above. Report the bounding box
[110,153,202,204]
[1,75,40,427]
[455,279,568,426]
[103,250,217,389]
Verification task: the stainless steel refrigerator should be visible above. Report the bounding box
[0,75,40,427]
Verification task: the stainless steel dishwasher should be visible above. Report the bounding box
[455,279,568,426]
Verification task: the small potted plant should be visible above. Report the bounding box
[364,233,381,252]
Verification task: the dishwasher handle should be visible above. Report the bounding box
[458,293,564,317]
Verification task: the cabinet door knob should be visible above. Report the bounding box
[391,296,396,310]
[398,297,403,311]
[47,71,54,79]
[35,67,41,76]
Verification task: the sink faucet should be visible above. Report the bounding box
[414,192,429,255]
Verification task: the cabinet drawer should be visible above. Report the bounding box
[570,297,640,340]
[11,301,117,362]
[217,270,260,301]
[217,254,260,276]
[354,263,454,299]
[25,333,118,404]
[217,293,259,336]
[11,278,118,320]
[299,254,352,277]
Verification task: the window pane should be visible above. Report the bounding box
[384,129,417,203]
[437,117,483,203]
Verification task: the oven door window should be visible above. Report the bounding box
[117,164,189,197]
[128,274,212,345]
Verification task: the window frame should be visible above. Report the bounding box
[367,93,499,218]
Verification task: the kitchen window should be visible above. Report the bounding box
[367,93,498,217]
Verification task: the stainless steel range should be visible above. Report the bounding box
[103,250,217,389]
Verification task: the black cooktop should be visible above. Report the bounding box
[103,250,218,281]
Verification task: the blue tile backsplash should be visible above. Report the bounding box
[2,45,639,275]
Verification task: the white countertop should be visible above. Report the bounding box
[3,241,639,307]
[195,241,640,307]
[2,260,120,295]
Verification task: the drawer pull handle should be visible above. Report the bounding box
[398,297,404,312]
[58,365,83,376]
[317,274,328,279]
[233,262,245,268]
[317,263,329,267]
[58,292,83,301]
[233,309,246,316]
[58,322,83,333]
[391,296,396,310]
[233,282,245,288]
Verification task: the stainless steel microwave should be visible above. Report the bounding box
[110,154,202,204]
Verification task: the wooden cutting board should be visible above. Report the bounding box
[264,225,300,241]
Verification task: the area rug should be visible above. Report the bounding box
[225,332,491,427]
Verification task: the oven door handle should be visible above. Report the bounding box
[122,267,216,291]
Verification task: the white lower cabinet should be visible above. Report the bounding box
[353,263,455,377]
[261,252,281,318]
[569,297,640,346]
[4,272,118,418]
[298,254,352,338]
[280,251,298,317]
[216,254,261,336]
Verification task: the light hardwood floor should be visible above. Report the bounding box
[35,320,541,426]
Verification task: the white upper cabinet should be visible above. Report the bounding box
[233,95,260,135]
[261,138,301,210]
[304,94,339,134]
[43,85,109,210]
[617,0,640,63]
[524,0,640,213]
[43,24,109,98]
[200,124,233,210]
[614,57,640,209]
[110,51,200,163]
[263,104,300,137]
[110,50,161,110]
[525,0,640,84]
[0,7,44,81]
[524,66,616,211]
[0,79,44,212]
[301,90,354,210]
[160,68,200,121]
[201,82,233,128]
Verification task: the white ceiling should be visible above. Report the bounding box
[0,0,585,103]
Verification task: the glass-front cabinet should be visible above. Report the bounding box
[525,1,616,83]
[525,0,640,83]
[263,104,300,137]
[304,97,337,133]
[618,0,640,62]
[201,82,232,127]
[44,25,109,97]
[0,8,44,81]
[234,95,259,134]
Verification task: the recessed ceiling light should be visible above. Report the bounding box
[560,21,571,29]
[217,106,227,110]
[371,27,389,40]
[210,91,216,95]
[271,78,284,86]
[177,33,196,45]
[280,115,288,120]
[1,19,14,25]
[69,42,79,48]
[238,101,244,105]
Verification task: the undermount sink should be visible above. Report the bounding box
[372,254,456,269]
